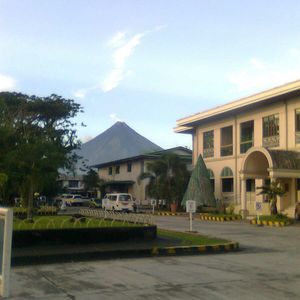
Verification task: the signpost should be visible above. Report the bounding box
[255,201,262,224]
[150,199,157,215]
[186,200,196,232]
[0,208,13,298]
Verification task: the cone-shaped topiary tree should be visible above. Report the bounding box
[182,154,216,208]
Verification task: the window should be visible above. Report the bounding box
[246,179,255,192]
[296,109,300,144]
[207,169,215,192]
[127,162,132,172]
[68,180,79,188]
[221,126,233,156]
[240,121,254,153]
[297,179,300,190]
[116,165,120,174]
[108,167,112,175]
[263,114,279,147]
[203,130,214,158]
[221,167,233,193]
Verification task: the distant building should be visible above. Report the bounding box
[57,174,85,194]
[60,121,191,202]
[93,146,192,204]
[175,80,300,218]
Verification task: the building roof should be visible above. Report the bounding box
[268,150,300,170]
[175,79,300,133]
[92,146,192,168]
[77,122,163,169]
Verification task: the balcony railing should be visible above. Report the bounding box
[221,145,233,156]
[203,147,214,158]
[296,132,300,144]
[263,135,279,148]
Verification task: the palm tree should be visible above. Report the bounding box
[139,153,190,207]
[256,182,286,215]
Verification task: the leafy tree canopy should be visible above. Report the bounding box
[139,153,190,206]
[0,92,83,216]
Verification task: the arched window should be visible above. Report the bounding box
[207,169,215,192]
[221,167,234,193]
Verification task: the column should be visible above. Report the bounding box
[240,176,248,219]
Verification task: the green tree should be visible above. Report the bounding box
[83,169,104,197]
[139,153,190,207]
[256,182,286,215]
[182,154,215,208]
[0,92,83,218]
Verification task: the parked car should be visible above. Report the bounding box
[66,195,90,206]
[102,193,134,212]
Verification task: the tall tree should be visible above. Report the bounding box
[0,92,83,217]
[182,154,216,208]
[139,153,190,206]
[83,169,104,197]
[256,182,286,215]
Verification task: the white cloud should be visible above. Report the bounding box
[72,89,86,99]
[81,135,93,143]
[107,31,127,48]
[101,32,145,93]
[0,74,16,91]
[250,58,265,70]
[228,52,300,92]
[73,26,165,96]
[109,113,122,122]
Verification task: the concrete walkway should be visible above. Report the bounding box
[5,216,300,299]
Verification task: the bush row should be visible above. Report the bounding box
[13,206,58,217]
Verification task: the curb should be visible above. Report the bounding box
[12,241,239,266]
[156,212,185,216]
[199,215,242,222]
[250,219,292,227]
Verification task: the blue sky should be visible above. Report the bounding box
[1,0,300,148]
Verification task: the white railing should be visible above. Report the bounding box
[79,209,154,225]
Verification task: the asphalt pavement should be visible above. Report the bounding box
[6,215,300,300]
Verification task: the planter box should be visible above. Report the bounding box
[13,225,157,248]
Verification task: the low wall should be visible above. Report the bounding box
[12,225,157,248]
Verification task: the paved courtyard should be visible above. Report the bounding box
[7,216,300,300]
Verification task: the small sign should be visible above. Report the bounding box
[150,199,157,206]
[186,200,196,213]
[255,201,262,211]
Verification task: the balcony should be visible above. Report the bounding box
[221,145,233,156]
[263,135,279,148]
[203,147,214,158]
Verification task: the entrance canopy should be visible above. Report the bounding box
[241,147,300,179]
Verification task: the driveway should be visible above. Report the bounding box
[7,216,300,300]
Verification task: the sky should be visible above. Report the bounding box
[1,0,300,149]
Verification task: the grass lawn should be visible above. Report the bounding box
[13,215,138,231]
[158,229,229,246]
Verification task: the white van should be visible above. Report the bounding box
[102,193,134,212]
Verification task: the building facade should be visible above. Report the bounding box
[94,147,192,204]
[175,80,300,217]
